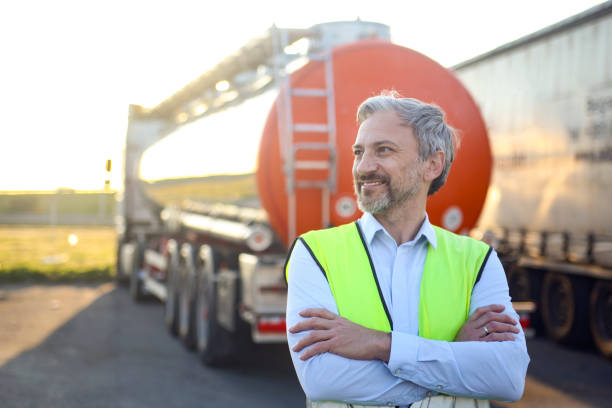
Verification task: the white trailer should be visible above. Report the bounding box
[454,1,612,357]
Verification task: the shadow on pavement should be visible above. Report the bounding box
[0,284,305,408]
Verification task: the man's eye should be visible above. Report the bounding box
[378,146,391,153]
[353,150,362,156]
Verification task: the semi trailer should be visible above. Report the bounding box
[115,20,494,365]
[454,1,612,357]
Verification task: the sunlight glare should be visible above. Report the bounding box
[68,234,79,246]
[215,80,231,92]
[193,103,208,116]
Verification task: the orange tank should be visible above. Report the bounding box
[256,40,492,246]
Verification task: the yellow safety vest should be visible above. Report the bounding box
[285,221,492,340]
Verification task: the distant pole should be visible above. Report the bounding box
[104,159,112,192]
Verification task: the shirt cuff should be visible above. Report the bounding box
[387,331,419,378]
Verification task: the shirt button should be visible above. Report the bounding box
[395,369,401,375]
[436,385,443,390]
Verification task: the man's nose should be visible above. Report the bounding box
[355,151,378,175]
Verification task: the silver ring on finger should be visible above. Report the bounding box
[483,325,489,335]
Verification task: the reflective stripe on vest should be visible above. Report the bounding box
[285,221,492,341]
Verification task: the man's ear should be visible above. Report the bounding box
[423,151,444,183]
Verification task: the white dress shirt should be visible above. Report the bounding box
[286,212,530,406]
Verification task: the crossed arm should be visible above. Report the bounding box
[286,240,530,405]
[292,304,519,361]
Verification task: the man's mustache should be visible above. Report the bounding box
[355,173,388,183]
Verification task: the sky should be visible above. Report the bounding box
[0,0,606,191]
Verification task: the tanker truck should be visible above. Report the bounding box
[115,20,495,366]
[453,2,612,358]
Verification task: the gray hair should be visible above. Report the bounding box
[356,91,458,196]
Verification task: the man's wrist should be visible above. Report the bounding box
[375,331,392,362]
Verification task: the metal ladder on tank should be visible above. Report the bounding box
[273,27,337,244]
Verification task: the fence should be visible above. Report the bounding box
[0,191,116,226]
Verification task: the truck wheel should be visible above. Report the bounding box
[196,245,235,366]
[179,243,198,349]
[164,240,180,336]
[590,281,612,358]
[130,243,145,302]
[115,242,128,285]
[507,266,530,301]
[541,272,591,345]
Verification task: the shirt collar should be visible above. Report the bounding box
[358,211,438,250]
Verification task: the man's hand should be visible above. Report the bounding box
[455,304,520,342]
[289,308,391,362]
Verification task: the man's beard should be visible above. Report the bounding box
[354,170,421,214]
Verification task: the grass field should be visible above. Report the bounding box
[0,225,115,282]
[0,179,254,282]
[0,191,115,216]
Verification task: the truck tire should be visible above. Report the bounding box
[590,281,612,358]
[196,245,236,366]
[115,242,128,285]
[164,240,180,336]
[179,243,198,349]
[541,272,591,345]
[130,242,146,302]
[506,266,530,301]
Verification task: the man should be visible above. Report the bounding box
[285,93,530,408]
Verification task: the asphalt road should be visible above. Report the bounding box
[0,283,304,408]
[0,283,611,407]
